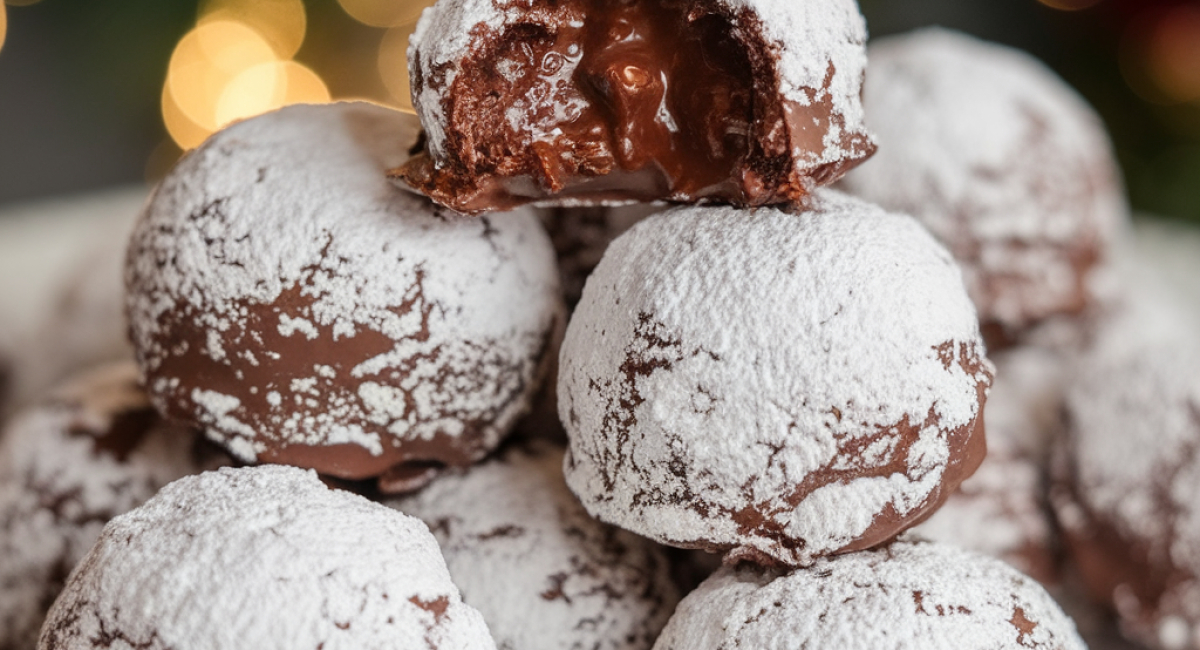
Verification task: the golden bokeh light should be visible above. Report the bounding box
[167,20,277,130]
[162,84,212,151]
[215,60,331,127]
[1145,6,1200,104]
[378,21,420,111]
[0,2,7,54]
[1036,0,1103,11]
[199,0,307,59]
[339,0,432,28]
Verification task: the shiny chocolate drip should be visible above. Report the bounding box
[396,0,799,214]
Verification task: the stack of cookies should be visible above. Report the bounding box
[4,0,1186,649]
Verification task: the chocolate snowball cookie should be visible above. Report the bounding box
[559,190,993,567]
[653,541,1086,650]
[1051,314,1200,650]
[0,363,229,650]
[38,466,495,650]
[125,102,563,494]
[394,0,876,213]
[840,28,1127,347]
[390,440,679,650]
[911,347,1070,585]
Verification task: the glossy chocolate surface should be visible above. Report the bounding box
[396,0,872,213]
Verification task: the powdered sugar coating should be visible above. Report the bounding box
[841,28,1127,341]
[408,0,870,181]
[1052,299,1200,650]
[559,190,993,566]
[125,102,562,484]
[0,363,228,650]
[653,540,1086,650]
[38,465,495,650]
[389,441,679,650]
[911,347,1068,584]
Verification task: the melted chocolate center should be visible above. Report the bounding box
[397,0,779,213]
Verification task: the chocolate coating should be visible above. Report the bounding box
[37,466,496,650]
[841,29,1127,347]
[1051,311,1200,650]
[397,0,874,213]
[389,440,680,650]
[125,103,563,493]
[559,192,992,567]
[0,363,229,650]
[654,541,1086,650]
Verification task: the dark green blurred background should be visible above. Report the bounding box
[0,0,1197,223]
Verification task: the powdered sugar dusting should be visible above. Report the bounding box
[389,441,680,650]
[841,28,1127,333]
[125,102,562,467]
[1052,295,1200,648]
[559,190,991,566]
[408,0,870,168]
[653,541,1086,650]
[38,465,496,650]
[0,362,229,650]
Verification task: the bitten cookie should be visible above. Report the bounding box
[559,190,993,567]
[125,102,563,493]
[841,28,1126,347]
[38,466,495,650]
[394,0,875,212]
[653,541,1086,650]
[390,440,679,650]
[0,363,228,650]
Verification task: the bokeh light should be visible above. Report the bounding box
[161,84,212,151]
[167,20,277,131]
[1035,0,1103,11]
[1144,6,1200,104]
[338,0,432,28]
[0,3,7,54]
[199,0,306,59]
[160,1,332,152]
[215,60,330,126]
[378,21,420,111]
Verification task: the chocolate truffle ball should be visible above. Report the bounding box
[389,440,679,650]
[911,347,1069,585]
[0,363,228,650]
[38,466,495,650]
[394,0,876,213]
[840,28,1127,347]
[559,190,993,567]
[1051,307,1200,650]
[125,102,563,493]
[653,541,1086,650]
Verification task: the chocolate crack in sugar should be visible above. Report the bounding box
[395,0,875,213]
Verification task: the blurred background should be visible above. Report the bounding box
[0,0,1196,222]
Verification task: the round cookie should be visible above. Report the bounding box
[911,347,1069,584]
[389,440,679,650]
[125,102,563,493]
[1051,308,1200,650]
[38,465,495,650]
[653,540,1086,650]
[559,190,993,567]
[840,28,1127,347]
[395,0,875,213]
[0,363,229,650]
